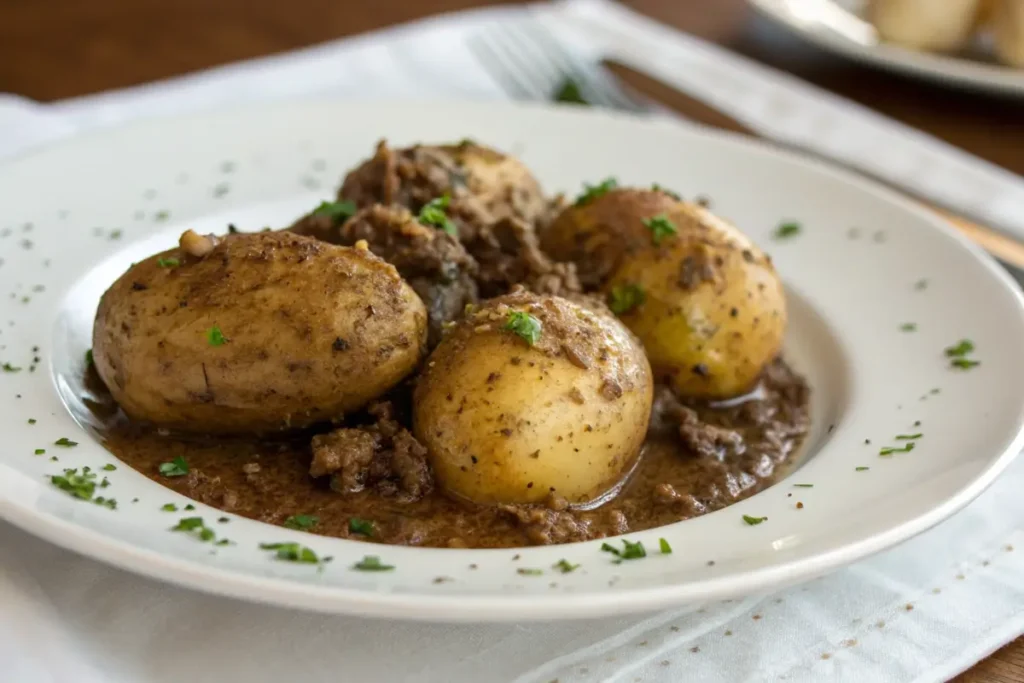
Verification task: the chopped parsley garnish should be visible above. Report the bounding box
[54,437,78,447]
[159,456,189,477]
[50,468,117,510]
[855,466,870,471]
[574,177,617,206]
[85,349,94,366]
[742,515,768,526]
[351,555,394,571]
[793,484,814,488]
[172,517,215,542]
[944,339,979,370]
[184,504,195,511]
[102,464,116,471]
[218,517,230,523]
[900,323,917,332]
[51,469,96,500]
[157,257,180,268]
[34,448,45,455]
[601,539,647,560]
[659,538,672,554]
[417,195,457,236]
[504,310,542,346]
[879,443,915,456]
[553,78,588,105]
[944,340,974,357]
[161,503,178,512]
[773,221,801,239]
[348,517,374,536]
[27,418,36,425]
[154,210,170,222]
[517,567,543,576]
[206,326,227,346]
[2,362,21,372]
[895,433,922,440]
[553,559,580,573]
[311,200,357,225]
[651,184,681,200]
[643,214,678,245]
[608,283,645,315]
[284,514,319,531]
[260,542,327,564]
[215,539,233,547]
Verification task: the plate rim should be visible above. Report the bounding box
[1,97,1023,621]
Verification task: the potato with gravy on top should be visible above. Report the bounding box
[413,290,653,506]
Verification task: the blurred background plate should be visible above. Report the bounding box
[749,0,1024,95]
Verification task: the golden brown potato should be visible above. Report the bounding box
[993,0,1024,67]
[540,185,685,288]
[338,139,549,231]
[867,0,982,52]
[93,230,428,434]
[413,290,653,506]
[604,203,786,400]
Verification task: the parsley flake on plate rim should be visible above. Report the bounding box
[773,221,801,239]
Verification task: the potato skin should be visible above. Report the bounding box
[540,187,682,288]
[413,291,653,506]
[93,231,428,434]
[605,203,786,400]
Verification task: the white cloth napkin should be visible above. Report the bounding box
[1,2,1022,681]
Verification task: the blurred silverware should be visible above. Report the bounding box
[467,21,646,112]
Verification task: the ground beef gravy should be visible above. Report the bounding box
[93,359,809,549]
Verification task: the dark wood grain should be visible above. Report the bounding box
[0,1,1021,680]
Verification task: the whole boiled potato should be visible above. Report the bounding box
[93,230,428,434]
[540,185,685,288]
[413,290,653,506]
[604,203,786,400]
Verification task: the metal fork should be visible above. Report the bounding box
[467,19,648,113]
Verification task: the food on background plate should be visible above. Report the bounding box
[89,138,810,548]
[868,0,983,52]
[993,0,1024,67]
[867,0,1024,67]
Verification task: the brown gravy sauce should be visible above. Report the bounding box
[90,358,809,549]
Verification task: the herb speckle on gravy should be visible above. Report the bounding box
[79,142,811,552]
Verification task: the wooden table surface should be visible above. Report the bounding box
[0,0,1021,680]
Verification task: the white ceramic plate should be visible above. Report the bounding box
[1,99,1022,622]
[750,0,1024,96]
